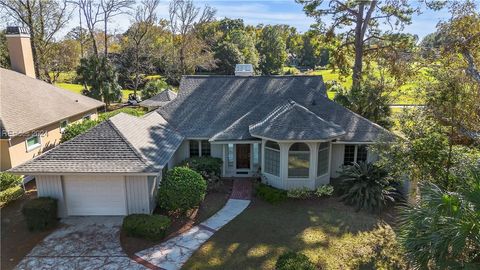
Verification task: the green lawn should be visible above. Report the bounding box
[183,197,404,270]
[55,83,134,102]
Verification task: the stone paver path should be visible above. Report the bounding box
[136,179,252,270]
[15,217,146,270]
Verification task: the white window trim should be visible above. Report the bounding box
[264,145,280,177]
[189,140,211,158]
[60,119,69,133]
[288,144,311,179]
[317,143,330,177]
[25,135,41,152]
[344,144,368,164]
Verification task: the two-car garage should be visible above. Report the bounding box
[35,174,158,217]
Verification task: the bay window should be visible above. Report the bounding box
[264,141,280,176]
[288,143,310,178]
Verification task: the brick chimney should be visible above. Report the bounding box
[5,26,36,78]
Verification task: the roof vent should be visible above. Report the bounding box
[235,64,254,77]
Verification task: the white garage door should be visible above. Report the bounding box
[64,175,127,216]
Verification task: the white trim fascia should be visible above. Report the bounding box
[332,141,376,145]
[209,140,261,144]
[252,134,344,143]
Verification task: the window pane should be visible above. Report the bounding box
[201,140,211,156]
[265,140,279,150]
[253,143,259,167]
[227,144,234,167]
[357,145,368,163]
[264,148,280,176]
[189,140,199,157]
[27,136,39,147]
[288,143,310,178]
[344,145,355,165]
[317,148,329,176]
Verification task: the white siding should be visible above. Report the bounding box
[172,140,189,165]
[35,175,66,217]
[125,176,150,214]
[211,144,223,159]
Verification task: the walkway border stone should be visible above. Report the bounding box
[135,179,252,270]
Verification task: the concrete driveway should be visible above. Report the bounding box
[15,217,146,270]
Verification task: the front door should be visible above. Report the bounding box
[236,144,250,169]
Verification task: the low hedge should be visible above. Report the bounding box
[0,172,22,191]
[122,214,171,240]
[276,251,316,270]
[22,197,58,231]
[158,167,207,213]
[255,183,287,204]
[0,185,24,205]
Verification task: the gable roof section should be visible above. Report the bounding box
[9,121,150,174]
[140,89,177,108]
[249,100,346,141]
[0,68,104,137]
[9,113,184,174]
[158,75,392,142]
[109,112,184,170]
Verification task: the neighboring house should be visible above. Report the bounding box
[140,89,177,111]
[0,27,105,171]
[10,72,393,217]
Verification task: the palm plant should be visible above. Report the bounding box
[339,162,400,212]
[397,169,480,269]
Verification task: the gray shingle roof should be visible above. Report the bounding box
[158,75,392,142]
[9,113,184,174]
[0,68,104,137]
[140,89,177,108]
[249,100,346,141]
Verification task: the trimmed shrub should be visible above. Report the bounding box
[314,184,334,197]
[287,187,312,199]
[123,214,171,240]
[0,172,22,191]
[255,183,287,204]
[276,251,315,270]
[179,157,223,190]
[0,185,24,205]
[60,119,99,142]
[179,157,223,176]
[22,197,58,231]
[158,167,207,213]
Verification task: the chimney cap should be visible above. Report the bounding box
[6,26,30,36]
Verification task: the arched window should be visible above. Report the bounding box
[264,141,280,176]
[288,143,310,178]
[317,142,329,176]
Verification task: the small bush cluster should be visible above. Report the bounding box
[276,251,316,270]
[0,173,24,205]
[315,184,334,197]
[122,214,171,240]
[22,197,57,231]
[179,157,223,190]
[255,183,287,204]
[158,167,207,213]
[0,185,24,205]
[0,172,22,191]
[286,184,335,199]
[287,187,312,199]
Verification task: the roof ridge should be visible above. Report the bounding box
[106,119,152,167]
[182,75,323,78]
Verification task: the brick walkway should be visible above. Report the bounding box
[230,178,253,200]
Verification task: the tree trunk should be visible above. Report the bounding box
[104,17,108,56]
[352,4,365,90]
